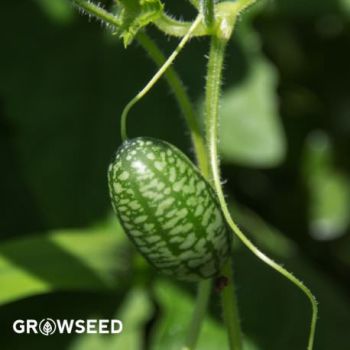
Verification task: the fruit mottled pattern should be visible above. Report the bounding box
[108,137,230,281]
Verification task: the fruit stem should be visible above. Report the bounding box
[136,32,209,175]
[221,260,242,349]
[182,280,212,350]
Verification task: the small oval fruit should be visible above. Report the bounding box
[108,137,230,281]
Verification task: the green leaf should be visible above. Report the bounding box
[0,217,130,305]
[117,0,164,47]
[34,0,74,24]
[151,280,259,350]
[303,131,350,240]
[341,0,350,15]
[69,287,153,350]
[113,287,154,348]
[219,55,286,167]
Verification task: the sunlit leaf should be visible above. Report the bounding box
[0,217,130,305]
[341,0,350,14]
[219,55,286,167]
[35,0,74,24]
[303,131,350,240]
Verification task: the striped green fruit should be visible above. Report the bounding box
[108,137,230,281]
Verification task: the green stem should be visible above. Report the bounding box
[205,24,318,350]
[72,0,121,27]
[120,15,201,136]
[136,33,209,175]
[205,34,242,350]
[201,0,215,29]
[182,280,212,350]
[154,13,208,37]
[221,260,242,350]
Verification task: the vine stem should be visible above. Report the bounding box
[135,32,209,175]
[182,279,212,350]
[205,34,242,350]
[120,15,202,142]
[205,28,318,350]
[155,13,208,37]
[221,260,242,350]
[201,0,214,29]
[72,0,121,27]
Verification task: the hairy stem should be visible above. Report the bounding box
[182,280,212,350]
[154,13,208,37]
[201,0,215,29]
[136,33,209,174]
[205,27,318,350]
[120,15,201,137]
[72,0,121,27]
[221,260,242,350]
[205,34,242,350]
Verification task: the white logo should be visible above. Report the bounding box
[39,318,56,336]
[13,319,123,335]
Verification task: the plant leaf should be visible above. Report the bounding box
[35,0,74,24]
[219,55,286,167]
[303,131,350,240]
[117,0,164,47]
[0,217,130,305]
[68,287,153,350]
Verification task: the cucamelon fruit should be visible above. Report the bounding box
[108,137,230,281]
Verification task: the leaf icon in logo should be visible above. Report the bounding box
[39,318,56,336]
[43,321,52,335]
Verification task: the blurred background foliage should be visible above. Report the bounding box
[0,0,349,349]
